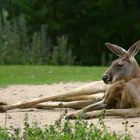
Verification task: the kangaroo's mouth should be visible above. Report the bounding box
[102,74,112,84]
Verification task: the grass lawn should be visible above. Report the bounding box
[0,65,107,85]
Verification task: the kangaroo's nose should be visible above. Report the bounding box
[102,74,112,84]
[102,74,109,82]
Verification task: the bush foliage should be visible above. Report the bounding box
[0,17,75,65]
[0,113,131,140]
[0,0,140,65]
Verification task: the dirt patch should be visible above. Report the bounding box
[0,82,140,139]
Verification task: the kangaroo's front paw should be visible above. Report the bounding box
[65,111,86,120]
[65,113,78,120]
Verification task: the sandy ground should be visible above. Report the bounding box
[0,82,140,139]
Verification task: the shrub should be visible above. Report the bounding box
[50,36,76,65]
[0,15,75,65]
[0,113,131,140]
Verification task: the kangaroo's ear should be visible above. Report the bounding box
[127,40,140,57]
[105,43,126,57]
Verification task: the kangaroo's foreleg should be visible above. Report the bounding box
[83,108,140,119]
[66,108,140,119]
[65,100,107,119]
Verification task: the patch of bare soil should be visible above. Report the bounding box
[0,82,140,139]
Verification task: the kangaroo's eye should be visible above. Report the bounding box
[117,63,123,67]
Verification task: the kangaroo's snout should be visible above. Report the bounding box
[102,74,112,84]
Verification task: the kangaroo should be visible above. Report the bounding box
[66,40,140,119]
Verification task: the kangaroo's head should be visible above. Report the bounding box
[102,40,140,84]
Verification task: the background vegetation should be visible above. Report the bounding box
[0,0,140,66]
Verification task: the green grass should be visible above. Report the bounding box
[0,65,107,85]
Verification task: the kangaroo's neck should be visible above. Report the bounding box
[124,59,140,82]
[134,60,140,76]
[131,60,140,78]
